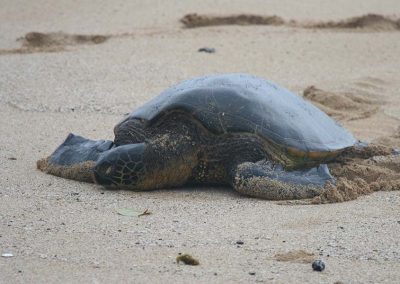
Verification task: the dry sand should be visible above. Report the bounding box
[1,1,400,283]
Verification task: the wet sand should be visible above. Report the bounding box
[1,1,400,283]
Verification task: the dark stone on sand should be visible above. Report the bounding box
[198,47,215,53]
[312,260,325,271]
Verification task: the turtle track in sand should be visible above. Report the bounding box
[302,85,382,122]
[180,13,400,31]
[302,77,400,148]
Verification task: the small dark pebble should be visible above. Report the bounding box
[198,47,215,53]
[8,157,17,160]
[312,260,325,272]
[214,272,218,276]
[100,192,105,195]
[249,272,256,276]
[236,240,244,245]
[18,270,22,273]
[71,192,79,196]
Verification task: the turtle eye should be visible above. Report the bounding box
[105,165,112,175]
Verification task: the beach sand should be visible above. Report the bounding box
[1,1,400,283]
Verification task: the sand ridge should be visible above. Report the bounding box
[314,153,400,204]
[0,32,110,55]
[181,13,400,31]
[180,13,285,28]
[2,13,399,56]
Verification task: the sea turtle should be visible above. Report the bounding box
[37,73,393,200]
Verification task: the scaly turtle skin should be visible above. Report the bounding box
[38,73,372,200]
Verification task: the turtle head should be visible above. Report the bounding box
[94,143,146,189]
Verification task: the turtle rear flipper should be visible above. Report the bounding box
[37,133,114,183]
[232,161,333,200]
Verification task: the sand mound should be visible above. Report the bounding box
[37,157,95,183]
[312,153,400,204]
[22,32,109,48]
[274,250,315,263]
[180,13,400,31]
[0,32,109,55]
[303,86,381,121]
[373,127,400,149]
[180,13,285,28]
[278,145,400,205]
[306,14,400,31]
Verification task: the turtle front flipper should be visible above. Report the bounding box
[231,160,334,200]
[37,133,114,183]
